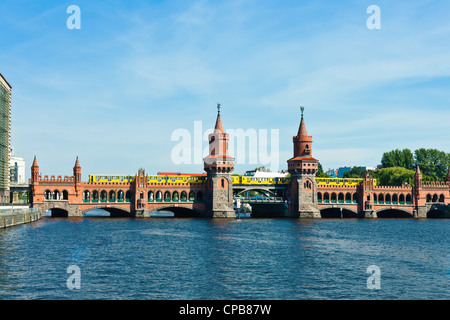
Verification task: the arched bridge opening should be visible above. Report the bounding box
[47,208,69,218]
[234,188,279,199]
[83,207,132,218]
[376,208,413,219]
[150,206,203,218]
[427,208,448,219]
[320,207,358,219]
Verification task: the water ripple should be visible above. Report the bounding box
[0,218,448,299]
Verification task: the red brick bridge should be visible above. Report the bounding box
[30,108,450,218]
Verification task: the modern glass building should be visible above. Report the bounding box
[0,73,11,204]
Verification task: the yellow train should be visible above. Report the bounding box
[89,174,206,184]
[89,175,135,183]
[89,174,376,186]
[231,176,291,184]
[232,176,377,186]
[315,177,377,186]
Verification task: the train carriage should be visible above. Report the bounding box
[88,174,206,184]
[89,174,376,186]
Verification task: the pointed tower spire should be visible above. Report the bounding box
[74,156,81,168]
[297,106,308,137]
[291,106,313,158]
[31,155,39,182]
[214,103,224,133]
[414,165,422,190]
[204,102,233,167]
[73,156,81,183]
[32,155,38,167]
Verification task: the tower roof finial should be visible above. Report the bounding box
[300,106,305,119]
[214,102,224,133]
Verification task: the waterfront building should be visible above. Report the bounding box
[9,150,29,204]
[0,73,11,204]
[10,150,26,184]
[337,167,351,178]
[325,168,338,177]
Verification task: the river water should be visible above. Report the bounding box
[0,214,448,300]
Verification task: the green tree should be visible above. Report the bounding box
[381,149,414,170]
[317,163,324,175]
[376,167,416,186]
[380,148,449,182]
[343,166,364,178]
[316,163,331,177]
[413,148,449,181]
[342,166,376,179]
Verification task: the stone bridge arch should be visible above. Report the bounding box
[39,201,78,217]
[149,204,204,218]
[426,204,449,218]
[375,207,414,218]
[82,205,132,217]
[319,205,358,218]
[47,207,70,217]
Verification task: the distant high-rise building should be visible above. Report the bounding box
[10,150,26,185]
[0,73,11,203]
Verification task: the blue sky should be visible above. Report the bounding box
[1,0,449,179]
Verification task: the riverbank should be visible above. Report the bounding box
[0,206,41,228]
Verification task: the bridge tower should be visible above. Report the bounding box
[133,168,150,217]
[203,104,235,218]
[30,156,39,201]
[413,165,427,218]
[73,156,81,196]
[361,173,375,218]
[287,107,320,218]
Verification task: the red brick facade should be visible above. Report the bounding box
[30,157,207,217]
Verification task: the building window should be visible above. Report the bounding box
[304,180,312,189]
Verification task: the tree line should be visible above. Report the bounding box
[318,148,450,186]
